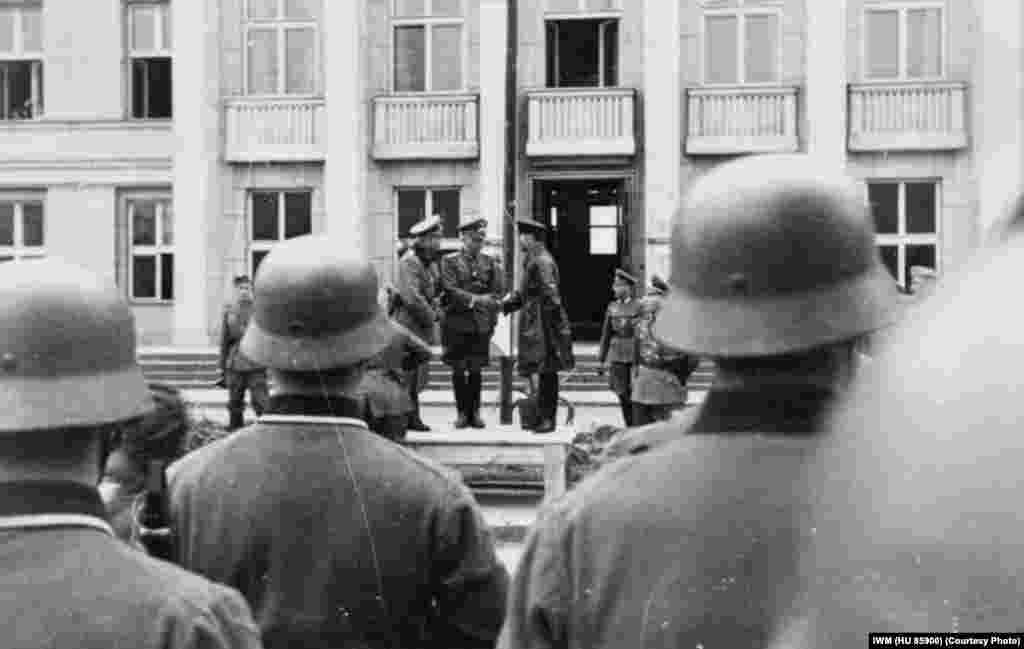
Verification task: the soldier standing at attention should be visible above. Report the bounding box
[394,216,442,432]
[440,217,504,429]
[0,258,260,649]
[597,269,640,426]
[219,275,268,431]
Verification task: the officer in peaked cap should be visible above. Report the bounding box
[440,217,504,428]
[394,215,443,431]
[597,268,640,426]
[499,154,900,649]
[167,234,509,649]
[0,258,260,649]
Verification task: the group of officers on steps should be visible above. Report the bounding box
[9,153,1024,648]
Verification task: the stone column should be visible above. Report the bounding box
[324,0,366,253]
[479,0,508,246]
[171,0,220,345]
[643,0,681,283]
[805,0,847,169]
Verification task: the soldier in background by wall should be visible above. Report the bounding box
[440,217,504,429]
[394,217,442,432]
[219,275,268,431]
[597,269,640,427]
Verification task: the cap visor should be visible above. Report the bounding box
[653,264,902,357]
[240,311,400,371]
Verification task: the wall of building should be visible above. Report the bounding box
[43,0,124,119]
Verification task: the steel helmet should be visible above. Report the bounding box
[0,258,152,432]
[240,234,399,371]
[654,154,900,357]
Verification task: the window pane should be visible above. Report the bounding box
[252,192,280,240]
[133,58,173,119]
[590,205,617,227]
[877,245,899,285]
[546,0,578,12]
[284,192,312,238]
[0,10,13,54]
[160,253,174,300]
[430,25,462,91]
[284,0,319,20]
[868,183,899,234]
[252,250,270,278]
[0,203,12,246]
[554,20,600,88]
[395,0,427,17]
[132,202,157,245]
[161,202,174,245]
[745,14,778,83]
[432,189,460,238]
[397,189,426,237]
[21,6,41,53]
[431,0,462,17]
[131,6,158,52]
[132,255,157,298]
[21,202,42,247]
[247,28,279,94]
[907,8,941,79]
[905,182,937,234]
[248,0,277,19]
[5,61,35,120]
[590,227,618,255]
[162,4,172,51]
[394,26,426,92]
[866,10,900,79]
[284,28,316,94]
[603,20,618,87]
[705,15,738,84]
[905,244,936,289]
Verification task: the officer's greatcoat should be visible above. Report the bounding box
[504,247,574,376]
[440,249,504,368]
[220,300,261,373]
[597,296,639,396]
[394,248,440,345]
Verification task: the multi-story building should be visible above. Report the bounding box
[0,0,1018,345]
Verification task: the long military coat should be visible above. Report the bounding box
[394,249,441,345]
[504,247,574,376]
[220,300,262,373]
[440,250,504,338]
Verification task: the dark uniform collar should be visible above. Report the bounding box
[688,386,836,436]
[0,480,110,521]
[265,394,369,420]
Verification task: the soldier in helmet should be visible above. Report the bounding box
[440,217,504,429]
[168,235,509,649]
[596,268,640,426]
[219,275,268,431]
[499,155,899,648]
[0,258,260,649]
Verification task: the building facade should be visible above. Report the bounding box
[0,0,1018,344]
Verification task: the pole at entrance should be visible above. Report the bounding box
[499,0,518,425]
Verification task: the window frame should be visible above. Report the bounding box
[545,16,620,89]
[0,4,43,120]
[127,194,174,303]
[394,186,462,245]
[543,0,622,17]
[248,188,314,278]
[867,179,941,291]
[390,0,467,94]
[126,2,172,120]
[243,0,320,98]
[0,192,45,262]
[861,1,946,82]
[701,6,784,87]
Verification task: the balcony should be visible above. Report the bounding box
[224,98,326,163]
[848,82,968,152]
[526,88,636,158]
[686,85,799,155]
[372,94,479,160]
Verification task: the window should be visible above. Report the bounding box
[865,5,943,80]
[250,190,312,276]
[393,0,464,92]
[545,19,618,88]
[128,197,174,300]
[868,181,939,292]
[396,188,460,239]
[245,0,318,96]
[589,204,619,255]
[127,2,172,119]
[0,195,44,263]
[545,0,621,13]
[0,4,42,120]
[703,9,780,84]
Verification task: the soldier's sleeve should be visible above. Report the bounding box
[428,483,511,649]
[440,255,476,309]
[597,306,612,365]
[497,505,572,649]
[397,256,437,329]
[168,584,263,649]
[218,309,230,373]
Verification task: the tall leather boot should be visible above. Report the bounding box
[467,371,485,429]
[227,409,245,432]
[406,375,431,432]
[618,395,634,427]
[452,371,469,428]
[535,372,557,434]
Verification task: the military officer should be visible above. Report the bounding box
[394,216,443,432]
[219,275,268,431]
[0,258,260,649]
[499,154,900,648]
[597,268,640,426]
[440,217,504,429]
[168,234,509,649]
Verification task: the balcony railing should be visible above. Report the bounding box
[224,98,326,162]
[526,88,636,157]
[686,85,799,155]
[372,94,479,160]
[848,82,968,152]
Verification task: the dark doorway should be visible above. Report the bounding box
[533,179,627,341]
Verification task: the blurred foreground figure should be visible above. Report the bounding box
[779,233,1024,644]
[358,320,432,442]
[499,154,899,648]
[168,234,508,649]
[0,259,259,649]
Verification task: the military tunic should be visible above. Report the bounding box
[440,249,504,370]
[597,297,639,396]
[394,249,441,346]
[219,299,268,421]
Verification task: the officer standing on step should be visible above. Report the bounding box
[441,217,504,429]
[168,234,508,649]
[597,268,640,426]
[219,275,268,431]
[0,258,260,649]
